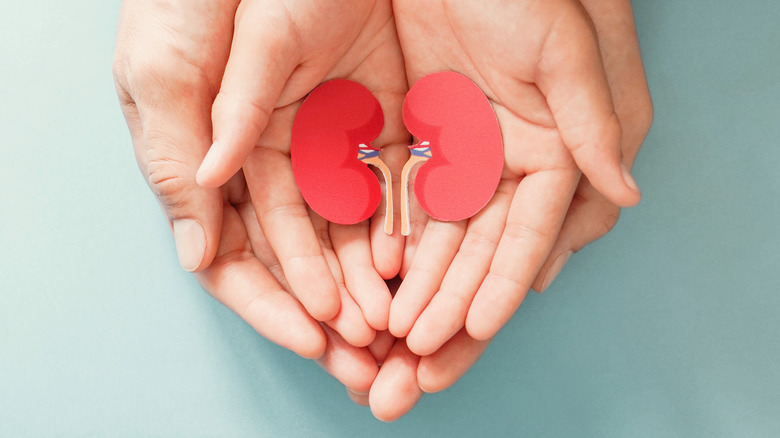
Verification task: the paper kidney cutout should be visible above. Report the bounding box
[290,79,393,233]
[291,72,503,236]
[400,71,504,235]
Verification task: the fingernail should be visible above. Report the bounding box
[620,163,641,193]
[346,388,370,397]
[196,142,220,186]
[173,219,206,272]
[540,251,572,292]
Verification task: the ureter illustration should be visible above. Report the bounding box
[358,144,394,235]
[400,142,432,236]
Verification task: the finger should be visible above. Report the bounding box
[368,340,423,422]
[311,213,375,347]
[241,194,374,347]
[196,204,326,359]
[197,2,299,188]
[388,219,467,338]
[466,168,579,340]
[368,330,396,366]
[330,222,392,331]
[325,284,376,348]
[242,146,340,322]
[235,194,290,291]
[536,4,641,207]
[406,179,516,356]
[532,0,654,292]
[579,0,653,155]
[532,178,617,292]
[417,329,491,394]
[129,72,222,273]
[316,326,379,395]
[346,388,370,406]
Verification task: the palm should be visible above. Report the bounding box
[364,0,647,418]
[116,0,409,406]
[388,0,591,353]
[229,0,409,340]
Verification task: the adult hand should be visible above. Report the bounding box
[114,0,409,345]
[388,0,651,357]
[371,0,652,418]
[205,0,410,335]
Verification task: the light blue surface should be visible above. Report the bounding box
[2,1,779,436]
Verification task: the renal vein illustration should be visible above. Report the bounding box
[291,71,504,236]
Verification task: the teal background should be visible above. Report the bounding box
[2,1,779,436]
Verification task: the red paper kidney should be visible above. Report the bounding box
[291,79,385,225]
[402,71,504,222]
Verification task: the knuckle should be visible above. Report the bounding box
[569,188,590,211]
[124,53,211,105]
[568,111,622,156]
[502,221,551,245]
[622,91,654,141]
[212,91,273,133]
[460,229,499,256]
[592,205,621,239]
[636,97,655,138]
[260,201,311,223]
[145,153,193,210]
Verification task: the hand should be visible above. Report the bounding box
[367,0,652,420]
[204,0,412,337]
[114,0,409,345]
[387,0,650,357]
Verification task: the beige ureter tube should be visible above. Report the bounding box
[362,156,394,235]
[400,154,430,236]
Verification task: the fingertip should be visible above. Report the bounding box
[367,308,390,333]
[368,384,422,423]
[195,141,243,189]
[405,339,433,358]
[376,258,402,281]
[295,329,328,360]
[387,306,413,339]
[618,163,642,206]
[346,388,370,406]
[307,284,342,323]
[416,361,446,394]
[581,163,641,209]
[172,219,208,272]
[406,326,440,358]
[417,331,491,394]
[344,326,377,349]
[372,237,403,280]
[464,313,497,342]
[368,341,423,421]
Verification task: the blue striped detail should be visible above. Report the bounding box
[411,147,432,158]
[358,148,381,160]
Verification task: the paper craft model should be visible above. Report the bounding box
[291,71,504,236]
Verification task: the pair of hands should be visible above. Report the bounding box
[114,0,652,421]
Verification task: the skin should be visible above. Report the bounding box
[370,0,652,420]
[387,0,649,353]
[114,0,652,422]
[114,0,409,348]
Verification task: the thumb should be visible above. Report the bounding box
[133,83,223,272]
[195,3,298,188]
[536,6,641,208]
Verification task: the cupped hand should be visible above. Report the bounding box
[387,0,651,356]
[114,0,409,345]
[206,0,411,336]
[372,0,652,404]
